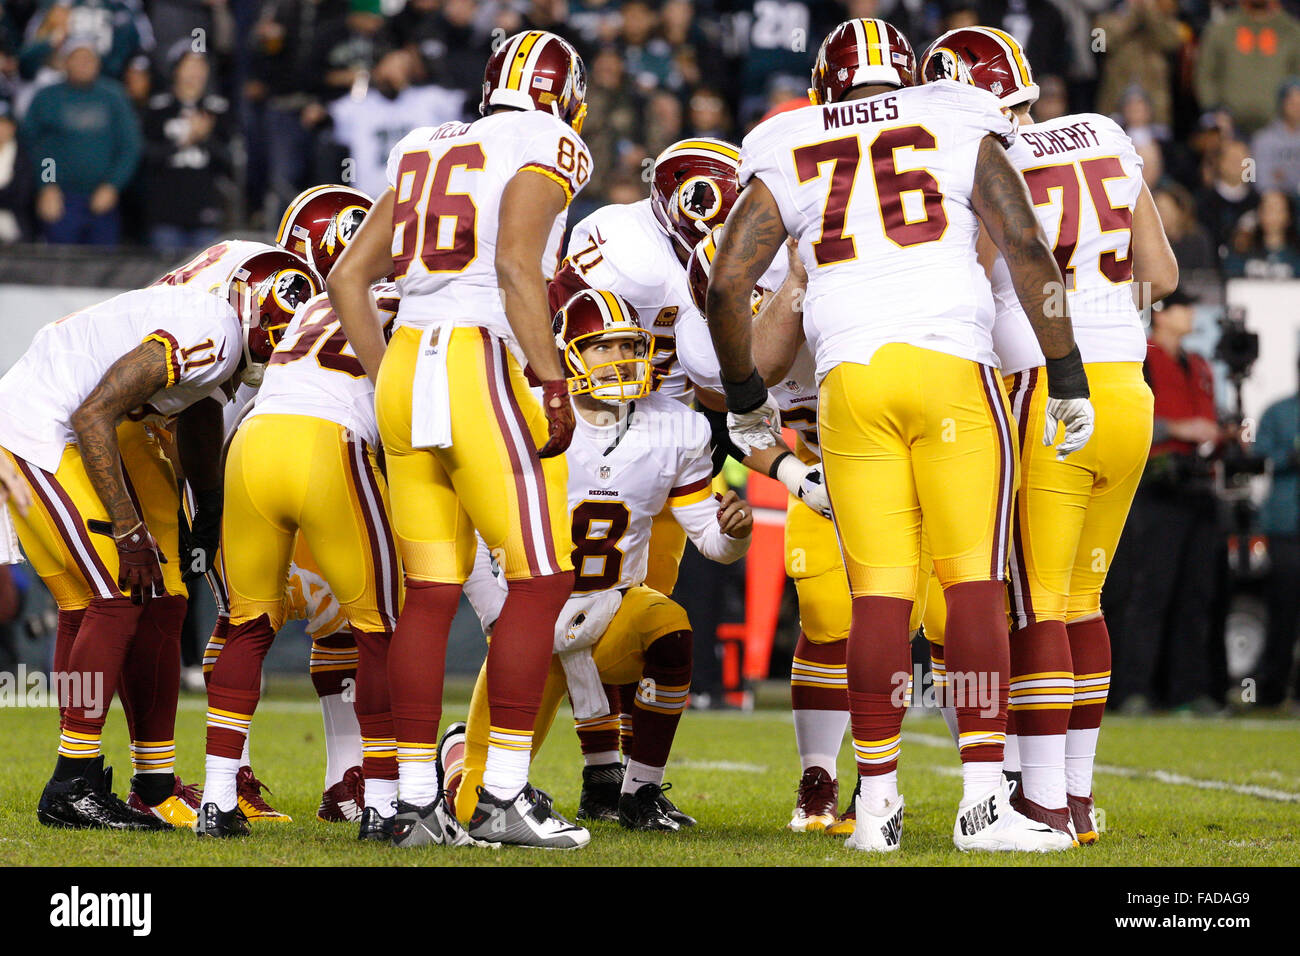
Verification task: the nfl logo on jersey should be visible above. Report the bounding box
[598,465,611,480]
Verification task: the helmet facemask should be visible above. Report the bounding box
[565,330,655,404]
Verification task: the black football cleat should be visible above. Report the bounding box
[618,783,682,832]
[195,802,251,838]
[576,762,623,823]
[654,783,697,828]
[38,757,171,831]
[357,806,396,842]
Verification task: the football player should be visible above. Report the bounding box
[197,281,403,839]
[547,140,826,815]
[0,246,316,831]
[705,17,1092,852]
[921,27,1178,842]
[450,289,752,834]
[330,30,596,849]
[194,186,382,826]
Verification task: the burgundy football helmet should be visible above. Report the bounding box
[553,289,654,403]
[810,18,916,105]
[687,226,770,317]
[481,30,587,133]
[224,248,320,373]
[650,138,741,260]
[920,26,1039,108]
[275,184,373,284]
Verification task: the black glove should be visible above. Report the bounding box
[180,488,222,583]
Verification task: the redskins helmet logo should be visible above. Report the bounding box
[927,48,972,85]
[270,268,314,311]
[677,177,722,224]
[320,205,367,257]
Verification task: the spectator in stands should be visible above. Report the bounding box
[644,89,684,158]
[1252,77,1300,194]
[142,48,229,251]
[328,47,463,199]
[1118,85,1169,148]
[688,85,733,140]
[1154,183,1218,275]
[18,0,148,81]
[1253,357,1300,711]
[662,0,725,95]
[248,0,347,219]
[0,98,34,243]
[22,37,139,244]
[582,44,643,204]
[729,0,827,124]
[618,0,679,94]
[1095,0,1183,131]
[1034,73,1069,121]
[311,0,394,102]
[1195,0,1300,136]
[1196,137,1259,255]
[980,0,1071,88]
[392,0,484,107]
[1110,288,1225,714]
[1223,189,1300,278]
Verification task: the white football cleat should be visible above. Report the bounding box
[844,793,903,853]
[952,780,1075,853]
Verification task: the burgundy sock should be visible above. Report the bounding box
[61,598,143,739]
[1067,617,1111,731]
[791,631,849,711]
[629,630,692,768]
[118,594,185,749]
[574,683,622,756]
[487,571,572,733]
[310,630,359,698]
[388,580,461,748]
[205,614,276,759]
[943,580,1010,764]
[351,625,397,781]
[1008,619,1072,739]
[53,608,85,725]
[846,596,912,777]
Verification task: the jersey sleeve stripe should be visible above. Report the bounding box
[519,163,575,204]
[143,331,182,387]
[668,475,711,507]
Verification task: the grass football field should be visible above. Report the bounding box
[2,678,1297,867]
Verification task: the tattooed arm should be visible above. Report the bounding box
[70,340,171,535]
[706,179,790,398]
[970,134,1077,362]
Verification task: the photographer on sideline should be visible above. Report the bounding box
[1109,288,1230,714]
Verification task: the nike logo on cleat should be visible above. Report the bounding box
[880,806,903,845]
[958,797,998,836]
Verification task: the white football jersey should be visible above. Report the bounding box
[0,285,241,473]
[385,110,592,356]
[152,239,275,295]
[246,283,401,448]
[565,391,714,593]
[738,82,1013,382]
[990,113,1147,374]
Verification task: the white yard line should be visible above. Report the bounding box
[673,760,768,773]
[907,732,1300,803]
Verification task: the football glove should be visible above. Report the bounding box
[179,489,222,583]
[537,379,575,458]
[90,519,166,606]
[1043,397,1095,460]
[727,394,781,456]
[772,452,832,519]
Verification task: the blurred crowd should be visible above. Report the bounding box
[0,0,1296,271]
